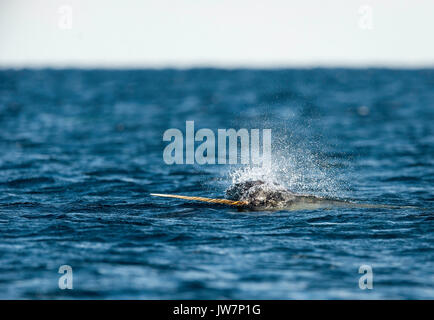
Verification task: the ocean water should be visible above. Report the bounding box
[0,68,432,299]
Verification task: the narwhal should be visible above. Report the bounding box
[151,180,395,211]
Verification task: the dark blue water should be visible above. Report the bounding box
[0,69,433,299]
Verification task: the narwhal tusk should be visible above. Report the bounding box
[150,193,248,206]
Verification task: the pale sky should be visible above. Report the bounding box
[0,0,433,68]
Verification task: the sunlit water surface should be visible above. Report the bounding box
[0,69,432,299]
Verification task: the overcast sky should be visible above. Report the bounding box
[0,0,433,68]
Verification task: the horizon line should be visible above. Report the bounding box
[1,62,434,70]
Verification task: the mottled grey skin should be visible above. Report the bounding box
[225,180,387,211]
